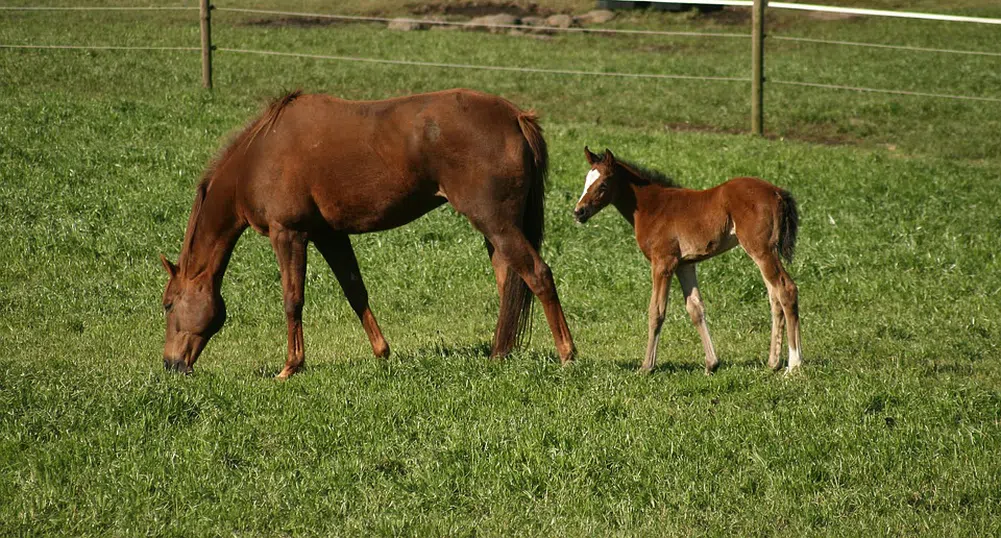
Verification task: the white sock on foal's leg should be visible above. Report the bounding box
[786,344,801,373]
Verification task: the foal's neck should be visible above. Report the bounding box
[611,171,670,230]
[177,178,246,287]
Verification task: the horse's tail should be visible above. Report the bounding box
[777,189,799,263]
[494,112,549,351]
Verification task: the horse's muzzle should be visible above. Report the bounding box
[574,207,592,224]
[163,357,193,375]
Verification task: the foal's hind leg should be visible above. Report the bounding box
[750,251,802,372]
[677,264,720,374]
[270,226,308,379]
[482,227,576,364]
[314,234,390,359]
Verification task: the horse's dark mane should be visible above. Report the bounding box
[616,159,680,188]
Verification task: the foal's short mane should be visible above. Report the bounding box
[616,159,681,188]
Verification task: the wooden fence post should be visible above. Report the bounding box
[751,0,766,135]
[200,0,212,89]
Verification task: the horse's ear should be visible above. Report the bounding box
[604,148,616,165]
[584,146,599,165]
[159,253,177,279]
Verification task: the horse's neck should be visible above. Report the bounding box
[178,181,245,286]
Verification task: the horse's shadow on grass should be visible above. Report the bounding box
[254,340,564,378]
[612,355,768,375]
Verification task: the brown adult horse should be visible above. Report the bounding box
[159,89,576,378]
[573,148,801,374]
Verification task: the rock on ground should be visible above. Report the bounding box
[576,9,616,24]
[466,14,519,33]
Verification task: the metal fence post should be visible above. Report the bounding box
[751,0,766,135]
[200,0,212,89]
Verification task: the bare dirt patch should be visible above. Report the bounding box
[243,17,353,28]
[408,2,553,18]
[696,7,750,26]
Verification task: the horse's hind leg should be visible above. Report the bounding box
[485,240,518,358]
[676,264,720,374]
[270,226,308,379]
[314,233,390,359]
[482,227,576,364]
[750,251,801,372]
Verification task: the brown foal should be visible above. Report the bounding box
[573,148,801,374]
[159,89,576,378]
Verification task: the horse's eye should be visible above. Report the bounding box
[164,303,174,313]
[597,183,608,194]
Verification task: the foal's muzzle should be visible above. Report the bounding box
[574,207,592,224]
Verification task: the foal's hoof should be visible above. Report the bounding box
[275,366,300,380]
[637,366,653,375]
[705,360,720,375]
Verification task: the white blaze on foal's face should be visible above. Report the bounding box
[578,168,601,203]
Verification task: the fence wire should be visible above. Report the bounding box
[217,47,751,82]
[1,44,199,51]
[770,79,1001,103]
[0,6,197,10]
[771,35,1001,58]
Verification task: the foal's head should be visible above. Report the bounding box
[159,254,226,374]
[574,147,621,224]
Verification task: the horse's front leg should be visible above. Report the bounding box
[270,226,308,379]
[640,258,677,373]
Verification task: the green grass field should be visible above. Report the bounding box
[2,2,1000,535]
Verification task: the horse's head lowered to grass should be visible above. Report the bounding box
[159,253,226,374]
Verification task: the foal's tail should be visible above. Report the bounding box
[777,189,799,263]
[496,112,549,350]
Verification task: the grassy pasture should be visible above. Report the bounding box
[2,2,1000,536]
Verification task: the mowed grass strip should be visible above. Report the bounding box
[1,4,1000,536]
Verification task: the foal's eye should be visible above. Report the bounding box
[597,183,608,194]
[164,303,174,313]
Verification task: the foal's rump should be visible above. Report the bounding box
[725,177,798,261]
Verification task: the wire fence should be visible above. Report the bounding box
[3,2,1001,128]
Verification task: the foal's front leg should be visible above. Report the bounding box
[677,264,720,374]
[270,226,308,379]
[640,258,677,373]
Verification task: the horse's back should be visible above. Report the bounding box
[235,90,532,234]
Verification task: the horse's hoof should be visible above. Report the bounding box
[373,342,390,359]
[705,361,720,375]
[637,366,653,375]
[275,367,298,380]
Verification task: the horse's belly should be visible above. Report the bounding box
[314,185,446,234]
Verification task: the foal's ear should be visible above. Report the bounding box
[584,146,600,165]
[159,253,177,279]
[603,148,616,165]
